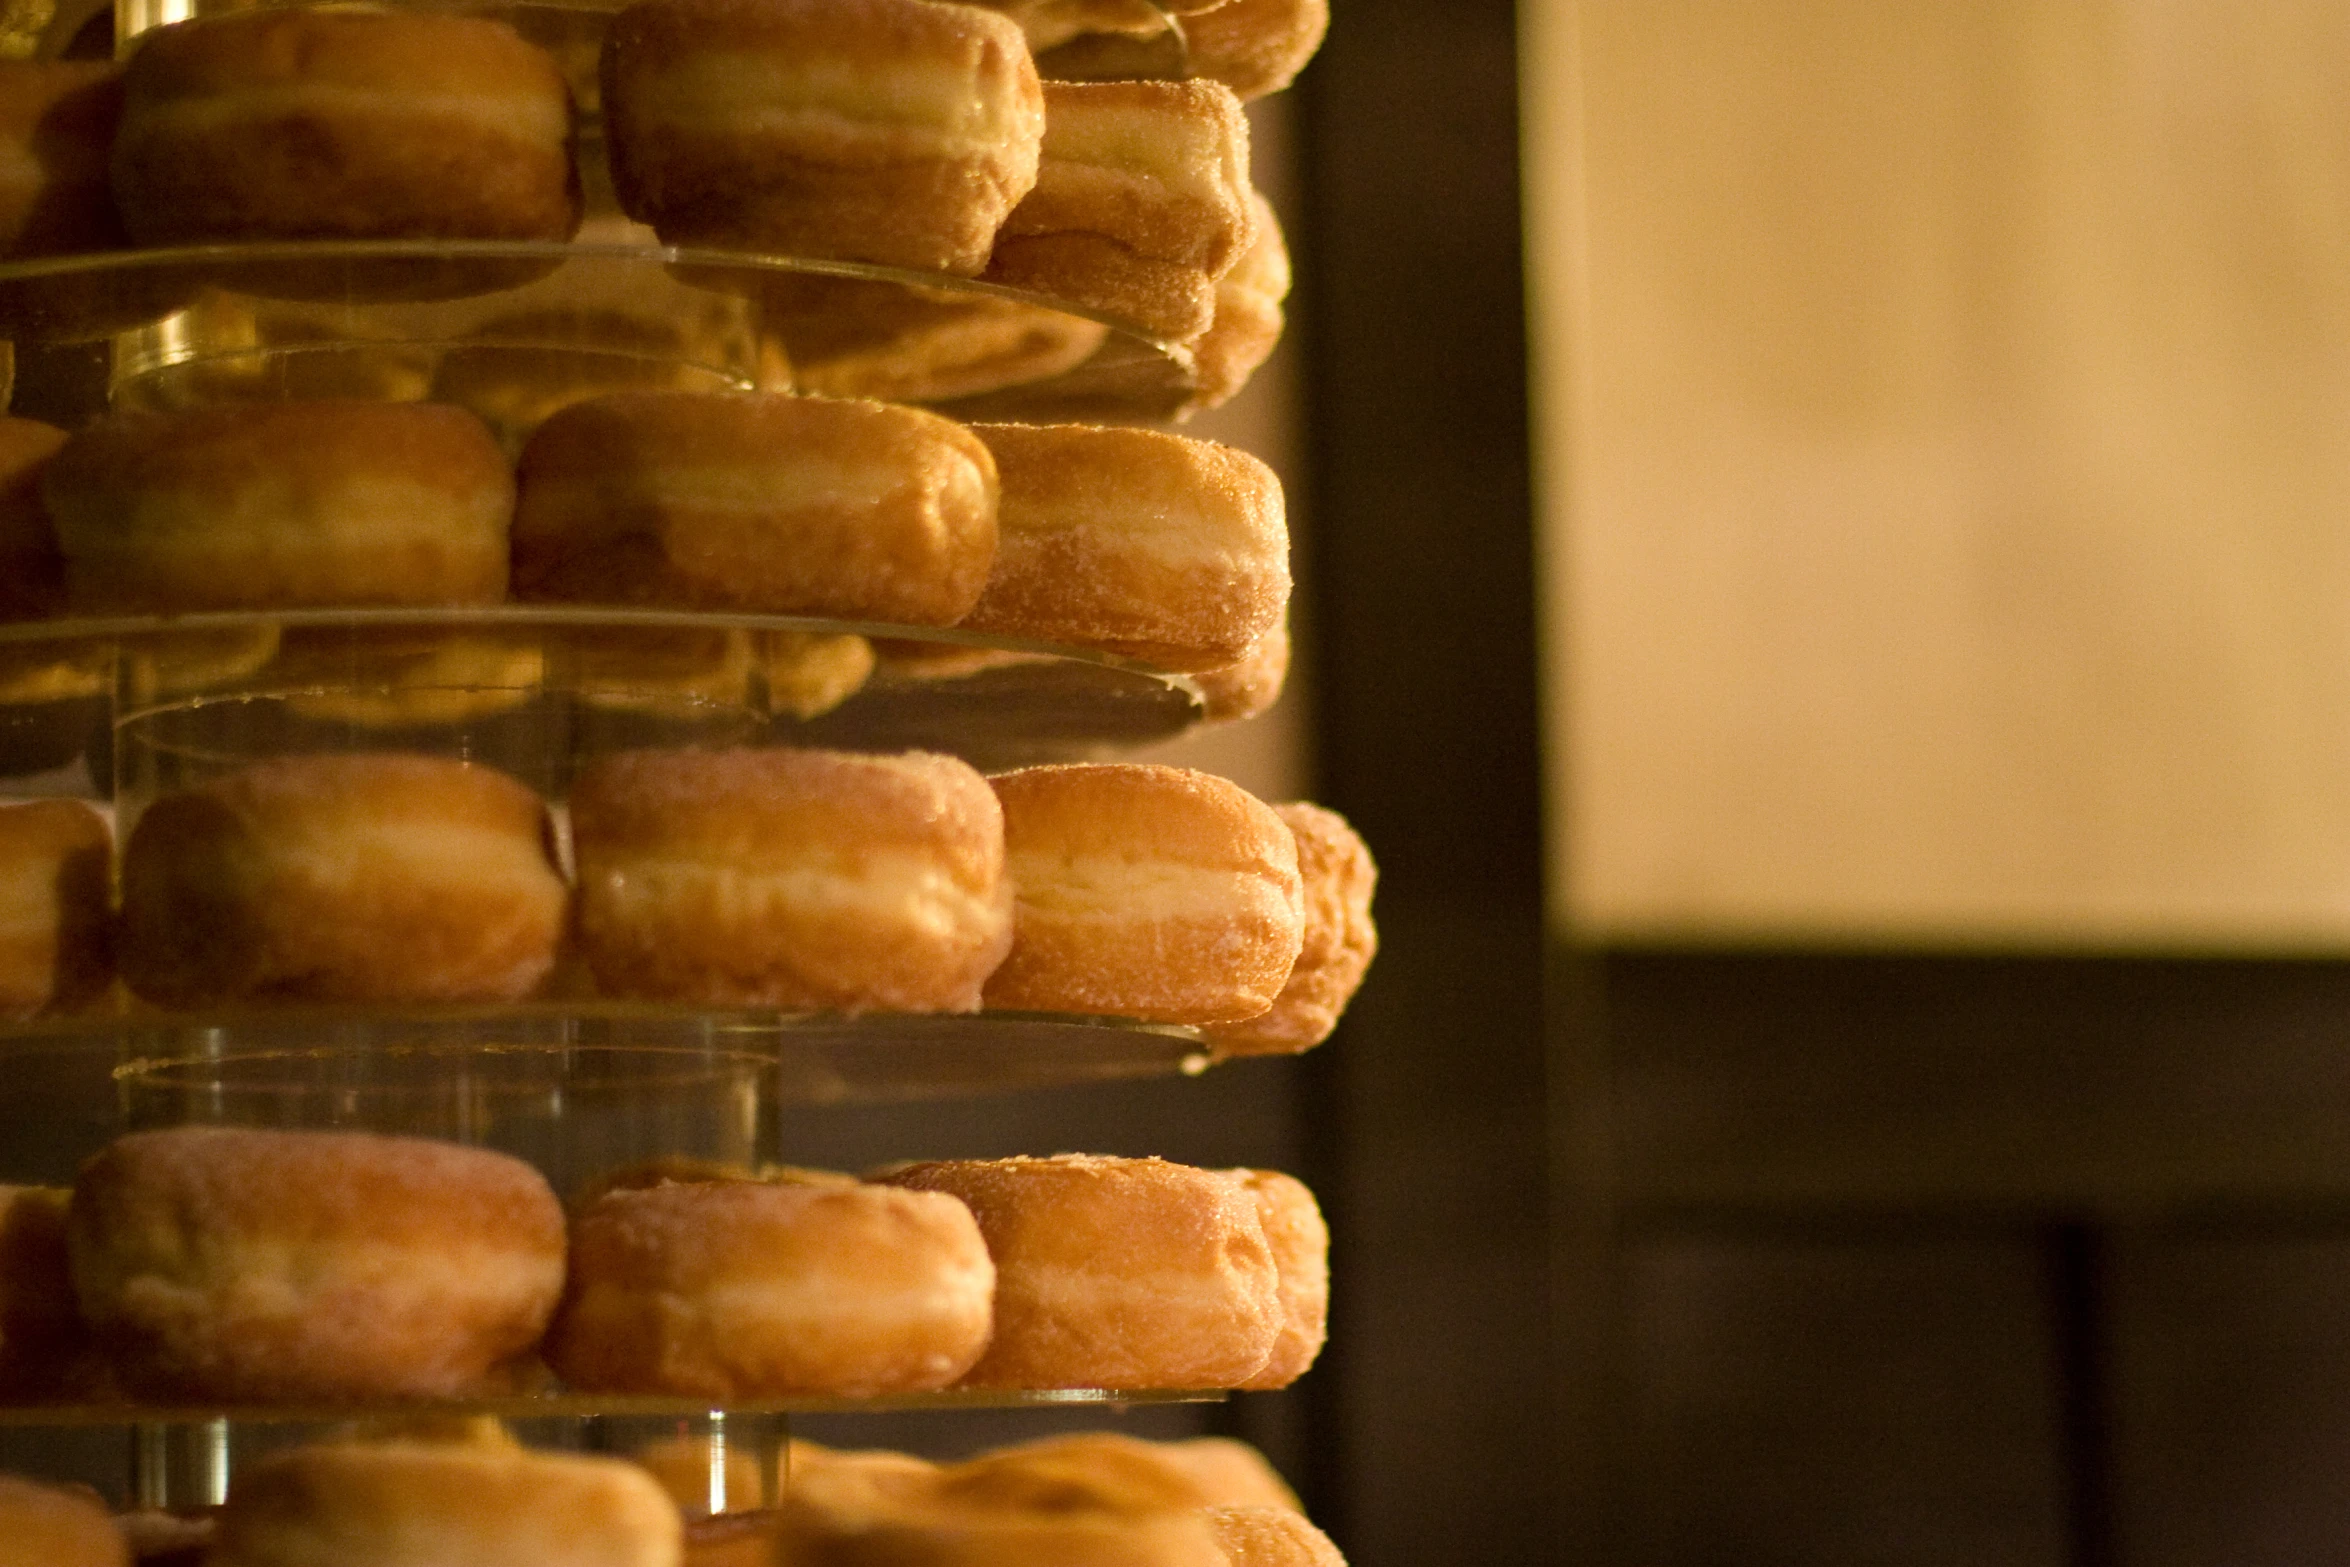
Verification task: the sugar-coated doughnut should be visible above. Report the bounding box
[984,763,1302,1025]
[603,0,1043,274]
[1184,0,1330,100]
[763,274,1109,405]
[570,1156,856,1214]
[0,800,110,1020]
[986,80,1252,341]
[1190,617,1289,724]
[879,1154,1281,1388]
[0,63,124,259]
[0,1476,124,1567]
[0,1185,78,1396]
[208,1440,682,1567]
[1209,803,1376,1055]
[0,416,65,620]
[549,1178,994,1397]
[68,1127,566,1402]
[1206,1505,1347,1567]
[111,10,579,246]
[1185,190,1288,412]
[570,747,1012,1012]
[514,391,998,624]
[118,753,566,1008]
[44,402,513,614]
[960,423,1286,671]
[1232,1169,1327,1389]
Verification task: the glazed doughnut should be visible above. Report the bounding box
[0,1476,124,1567]
[0,63,124,259]
[983,763,1302,1025]
[1190,616,1288,723]
[1232,1169,1327,1389]
[0,417,69,620]
[117,753,566,1008]
[1209,803,1376,1055]
[1185,190,1289,412]
[548,1178,995,1397]
[960,423,1286,671]
[1184,0,1330,101]
[43,402,513,614]
[0,800,111,1020]
[208,1439,682,1567]
[602,0,1043,274]
[68,1127,566,1402]
[878,1154,1281,1388]
[985,80,1253,341]
[513,391,998,625]
[0,1185,78,1396]
[763,274,1108,405]
[111,10,579,246]
[569,747,1012,1012]
[1205,1506,1347,1567]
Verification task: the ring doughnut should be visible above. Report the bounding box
[68,1127,567,1402]
[983,763,1302,1025]
[118,753,567,1008]
[0,1476,123,1567]
[1208,802,1376,1054]
[878,1154,1281,1389]
[0,800,111,1021]
[568,747,1012,1012]
[1232,1168,1328,1389]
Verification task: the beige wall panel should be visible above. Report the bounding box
[1532,0,2350,947]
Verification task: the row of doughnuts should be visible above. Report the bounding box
[0,394,1291,672]
[8,749,1374,1048]
[0,1128,1326,1403]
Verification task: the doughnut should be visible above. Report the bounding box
[0,63,124,259]
[275,628,548,728]
[548,1178,995,1397]
[983,763,1303,1025]
[760,629,875,720]
[960,423,1287,671]
[569,747,1012,1012]
[0,800,111,1020]
[43,402,513,614]
[513,391,998,625]
[113,1509,214,1564]
[0,1185,78,1396]
[985,80,1253,341]
[634,1435,774,1515]
[878,1154,1281,1388]
[963,1431,1296,1512]
[207,1439,682,1567]
[574,627,757,718]
[762,274,1109,405]
[1232,1169,1327,1389]
[1190,616,1288,723]
[0,1476,124,1567]
[1185,190,1289,412]
[1205,1506,1347,1567]
[1184,0,1330,101]
[117,753,567,1008]
[0,416,69,620]
[1208,803,1376,1054]
[569,1156,856,1213]
[682,1512,788,1567]
[602,0,1043,274]
[111,10,579,246]
[67,1127,566,1402]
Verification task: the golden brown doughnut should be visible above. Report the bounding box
[763,274,1109,405]
[960,423,1286,671]
[43,402,513,614]
[513,391,998,625]
[963,1431,1298,1512]
[1183,0,1329,100]
[986,80,1252,341]
[1184,189,1288,413]
[878,1154,1281,1388]
[570,747,1012,1012]
[603,0,1043,274]
[569,1156,857,1215]
[0,63,124,259]
[68,1127,566,1402]
[275,628,547,728]
[0,1475,124,1567]
[0,416,71,620]
[1208,803,1375,1055]
[111,10,579,246]
[549,1178,995,1397]
[1204,1505,1346,1567]
[1231,1168,1326,1389]
[208,1439,682,1567]
[0,800,110,1020]
[0,1184,78,1396]
[983,763,1302,1025]
[117,753,566,1008]
[1190,616,1288,723]
[759,629,875,720]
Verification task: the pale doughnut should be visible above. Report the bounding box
[986,80,1252,341]
[68,1127,566,1402]
[1205,1505,1346,1567]
[208,1440,682,1567]
[1184,0,1330,100]
[0,1476,124,1567]
[549,1178,994,1397]
[0,417,66,620]
[111,10,578,246]
[0,1185,78,1396]
[1209,803,1376,1054]
[879,1154,1281,1388]
[0,800,111,1020]
[43,402,513,613]
[603,0,1042,274]
[0,63,124,259]
[1190,616,1288,723]
[570,747,1011,1011]
[1232,1169,1327,1389]
[984,763,1302,1025]
[1184,189,1289,413]
[118,754,566,1008]
[513,391,998,625]
[961,423,1287,670]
